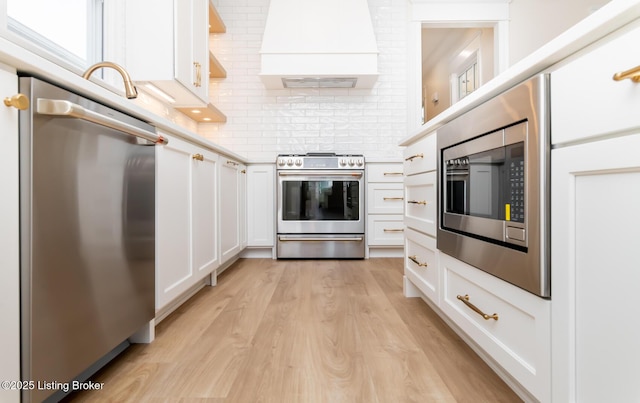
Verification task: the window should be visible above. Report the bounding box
[7,0,103,70]
[457,59,479,100]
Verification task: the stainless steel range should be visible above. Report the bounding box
[276,153,365,258]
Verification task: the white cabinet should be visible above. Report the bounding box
[156,133,219,311]
[246,164,275,248]
[219,158,246,265]
[366,162,404,253]
[551,18,640,402]
[125,0,209,104]
[0,63,21,403]
[552,135,640,403]
[402,131,438,303]
[440,253,551,402]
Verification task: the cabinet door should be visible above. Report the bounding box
[175,0,209,102]
[192,149,219,277]
[247,164,274,247]
[219,159,241,263]
[156,135,193,310]
[552,134,640,403]
[0,65,20,403]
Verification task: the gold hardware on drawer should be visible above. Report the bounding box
[408,255,428,267]
[456,295,499,321]
[383,172,403,176]
[192,153,204,161]
[194,62,202,87]
[404,153,424,162]
[407,200,427,205]
[383,228,404,233]
[383,197,404,201]
[227,160,239,166]
[613,64,640,83]
[4,93,29,110]
[241,169,246,174]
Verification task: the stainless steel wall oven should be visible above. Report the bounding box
[437,74,550,297]
[277,153,365,258]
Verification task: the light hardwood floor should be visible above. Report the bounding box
[63,258,521,402]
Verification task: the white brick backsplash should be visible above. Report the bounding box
[200,0,408,161]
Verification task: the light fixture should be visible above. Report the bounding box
[175,103,227,123]
[143,83,176,104]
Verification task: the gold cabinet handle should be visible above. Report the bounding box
[383,197,404,201]
[404,153,424,162]
[383,172,403,176]
[192,153,204,161]
[4,93,29,110]
[194,62,202,87]
[613,64,640,82]
[407,200,427,205]
[241,169,246,174]
[383,228,404,233]
[408,255,428,267]
[226,160,239,166]
[456,295,499,321]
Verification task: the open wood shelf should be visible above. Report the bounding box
[209,1,226,33]
[209,51,227,78]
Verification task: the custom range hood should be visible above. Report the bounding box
[259,0,379,89]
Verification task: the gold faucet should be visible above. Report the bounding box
[82,61,138,99]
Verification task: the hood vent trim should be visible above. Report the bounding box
[260,0,379,89]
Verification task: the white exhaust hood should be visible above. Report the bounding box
[259,0,379,89]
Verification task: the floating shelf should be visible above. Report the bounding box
[209,1,226,33]
[176,103,227,123]
[209,51,226,78]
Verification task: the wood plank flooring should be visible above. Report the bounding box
[63,258,521,402]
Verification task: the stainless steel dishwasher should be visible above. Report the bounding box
[18,77,166,403]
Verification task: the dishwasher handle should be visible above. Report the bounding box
[36,98,168,145]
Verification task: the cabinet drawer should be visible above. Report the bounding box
[404,228,438,304]
[366,163,404,182]
[403,171,436,236]
[552,19,640,144]
[403,132,436,176]
[440,253,551,402]
[367,183,404,214]
[367,215,404,246]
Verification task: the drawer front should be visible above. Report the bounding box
[366,163,404,183]
[440,253,551,401]
[367,183,404,215]
[552,19,640,145]
[367,215,404,246]
[403,171,436,236]
[403,133,436,176]
[404,228,438,304]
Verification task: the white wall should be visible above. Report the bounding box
[200,0,409,161]
[508,0,610,65]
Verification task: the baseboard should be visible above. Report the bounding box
[240,247,275,259]
[367,247,404,258]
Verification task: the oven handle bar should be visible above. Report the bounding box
[36,98,168,145]
[278,236,364,242]
[278,171,363,178]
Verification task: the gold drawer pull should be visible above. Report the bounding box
[408,255,428,267]
[4,93,29,110]
[192,153,204,161]
[407,200,427,205]
[383,172,403,176]
[383,197,404,201]
[383,228,404,233]
[227,160,239,166]
[457,294,499,321]
[613,64,640,82]
[404,153,424,162]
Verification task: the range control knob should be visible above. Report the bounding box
[348,159,355,166]
[356,159,364,167]
[287,158,293,166]
[277,158,286,167]
[339,159,347,167]
[295,158,302,166]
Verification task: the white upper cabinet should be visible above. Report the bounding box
[124,0,209,105]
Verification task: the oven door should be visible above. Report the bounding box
[277,170,364,234]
